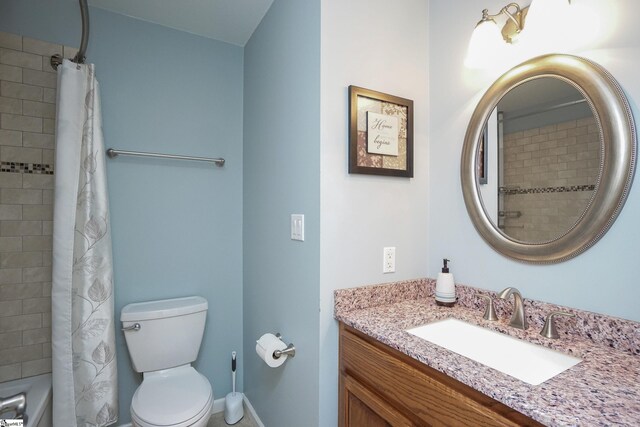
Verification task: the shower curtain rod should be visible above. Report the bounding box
[502,99,588,121]
[106,148,226,167]
[50,0,89,70]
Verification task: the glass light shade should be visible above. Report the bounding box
[568,1,608,49]
[465,19,509,69]
[520,0,572,52]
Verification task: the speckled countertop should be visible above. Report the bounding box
[334,279,640,426]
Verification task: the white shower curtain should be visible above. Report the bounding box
[52,60,118,427]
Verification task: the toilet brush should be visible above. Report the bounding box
[224,351,244,425]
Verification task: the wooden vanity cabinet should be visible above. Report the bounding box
[339,323,542,427]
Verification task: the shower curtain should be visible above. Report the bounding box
[52,60,118,427]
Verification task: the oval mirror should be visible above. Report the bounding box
[479,77,600,243]
[461,54,636,263]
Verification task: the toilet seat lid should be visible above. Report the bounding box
[132,366,212,426]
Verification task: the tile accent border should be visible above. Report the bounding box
[0,161,54,174]
[500,184,595,195]
[0,30,72,382]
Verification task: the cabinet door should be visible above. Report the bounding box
[339,323,540,427]
[341,373,416,427]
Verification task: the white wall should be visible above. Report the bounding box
[428,0,640,322]
[319,0,429,425]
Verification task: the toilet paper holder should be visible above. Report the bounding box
[274,333,296,359]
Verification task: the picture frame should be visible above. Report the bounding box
[477,125,488,184]
[349,86,414,177]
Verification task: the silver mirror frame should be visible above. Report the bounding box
[461,54,636,263]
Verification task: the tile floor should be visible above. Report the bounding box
[207,407,259,427]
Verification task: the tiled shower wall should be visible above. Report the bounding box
[502,116,600,242]
[0,31,75,382]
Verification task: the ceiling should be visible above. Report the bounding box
[498,77,584,114]
[88,0,274,46]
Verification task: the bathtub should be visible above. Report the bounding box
[0,373,52,427]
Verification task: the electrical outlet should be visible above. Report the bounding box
[383,247,395,273]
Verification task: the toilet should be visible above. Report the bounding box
[121,296,213,427]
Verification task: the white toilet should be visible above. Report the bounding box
[121,296,213,427]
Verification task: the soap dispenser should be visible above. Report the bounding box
[435,258,456,307]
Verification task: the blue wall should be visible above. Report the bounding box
[95,10,244,424]
[1,3,244,424]
[243,1,321,426]
[8,1,640,426]
[0,0,80,47]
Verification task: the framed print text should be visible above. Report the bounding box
[349,86,414,177]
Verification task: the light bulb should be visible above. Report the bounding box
[520,0,572,53]
[465,19,509,69]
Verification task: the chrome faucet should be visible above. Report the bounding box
[498,287,528,330]
[0,392,27,423]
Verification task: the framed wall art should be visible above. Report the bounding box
[349,85,414,177]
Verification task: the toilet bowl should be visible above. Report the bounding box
[121,296,213,427]
[130,365,213,427]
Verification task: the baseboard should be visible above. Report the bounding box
[211,393,264,427]
[211,396,226,414]
[118,395,264,427]
[242,395,265,427]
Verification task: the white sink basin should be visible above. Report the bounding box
[406,318,581,385]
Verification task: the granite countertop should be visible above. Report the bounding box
[334,279,640,427]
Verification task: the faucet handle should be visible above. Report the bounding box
[475,294,498,321]
[540,311,575,339]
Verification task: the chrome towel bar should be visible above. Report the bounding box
[106,148,225,166]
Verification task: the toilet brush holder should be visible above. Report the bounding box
[224,392,244,425]
[224,351,244,424]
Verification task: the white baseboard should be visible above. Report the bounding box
[119,394,264,427]
[211,396,226,414]
[212,393,265,427]
[242,395,264,427]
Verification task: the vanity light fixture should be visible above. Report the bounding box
[465,0,572,68]
[465,3,528,68]
[479,3,527,44]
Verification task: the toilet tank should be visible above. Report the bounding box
[121,296,208,373]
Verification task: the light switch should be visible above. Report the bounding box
[291,214,304,241]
